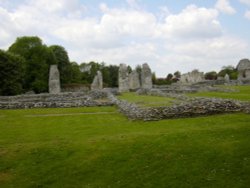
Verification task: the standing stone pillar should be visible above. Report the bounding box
[91,71,103,90]
[141,63,152,89]
[224,74,230,83]
[49,65,60,94]
[129,70,140,91]
[118,64,129,92]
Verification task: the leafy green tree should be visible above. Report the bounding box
[8,36,56,93]
[152,72,157,84]
[218,65,238,80]
[0,50,24,95]
[49,45,71,84]
[205,71,217,80]
[69,62,82,83]
[108,65,119,87]
[174,71,181,79]
[135,65,142,85]
[166,73,173,81]
[127,65,132,74]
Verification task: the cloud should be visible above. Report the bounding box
[239,0,250,6]
[215,0,236,14]
[245,10,250,19]
[159,5,222,39]
[126,0,140,10]
[0,0,249,76]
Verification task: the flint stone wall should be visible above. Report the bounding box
[118,64,129,92]
[91,71,103,90]
[129,70,140,91]
[152,83,236,94]
[0,91,113,109]
[180,70,204,84]
[141,63,152,89]
[49,65,61,94]
[108,91,250,121]
[237,59,250,80]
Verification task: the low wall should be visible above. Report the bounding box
[108,92,250,121]
[0,90,113,109]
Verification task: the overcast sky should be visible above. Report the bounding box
[0,0,250,76]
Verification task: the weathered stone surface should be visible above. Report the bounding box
[237,59,250,80]
[224,74,230,83]
[180,70,204,84]
[49,65,60,94]
[141,63,152,89]
[129,70,140,90]
[245,69,250,78]
[118,64,129,92]
[0,91,113,109]
[91,71,103,90]
[108,92,250,121]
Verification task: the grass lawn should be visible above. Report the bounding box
[0,106,250,187]
[187,85,250,102]
[118,92,176,107]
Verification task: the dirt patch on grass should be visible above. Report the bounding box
[0,172,12,182]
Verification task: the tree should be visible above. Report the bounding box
[108,65,119,87]
[49,45,71,84]
[218,65,238,80]
[69,62,82,83]
[205,71,217,80]
[174,71,181,79]
[8,36,57,93]
[127,65,132,74]
[152,72,157,84]
[135,65,142,85]
[166,73,173,81]
[0,50,24,95]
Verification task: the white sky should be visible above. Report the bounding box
[0,0,250,77]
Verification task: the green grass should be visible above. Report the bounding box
[187,85,250,101]
[118,92,176,107]
[0,106,250,188]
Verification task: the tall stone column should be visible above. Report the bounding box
[49,65,60,94]
[118,64,129,92]
[141,63,152,89]
[129,70,140,91]
[91,71,103,90]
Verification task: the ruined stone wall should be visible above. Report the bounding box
[0,91,113,109]
[118,64,129,92]
[49,65,61,94]
[108,91,250,121]
[180,70,204,84]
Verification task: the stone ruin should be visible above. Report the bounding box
[118,63,153,92]
[118,64,130,92]
[129,70,140,91]
[180,70,204,84]
[91,71,103,90]
[49,65,61,94]
[141,63,153,89]
[224,74,230,83]
[237,59,250,81]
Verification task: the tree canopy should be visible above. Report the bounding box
[0,50,24,95]
[8,36,57,93]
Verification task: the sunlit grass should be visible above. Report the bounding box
[117,92,176,107]
[187,85,250,101]
[0,106,250,188]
